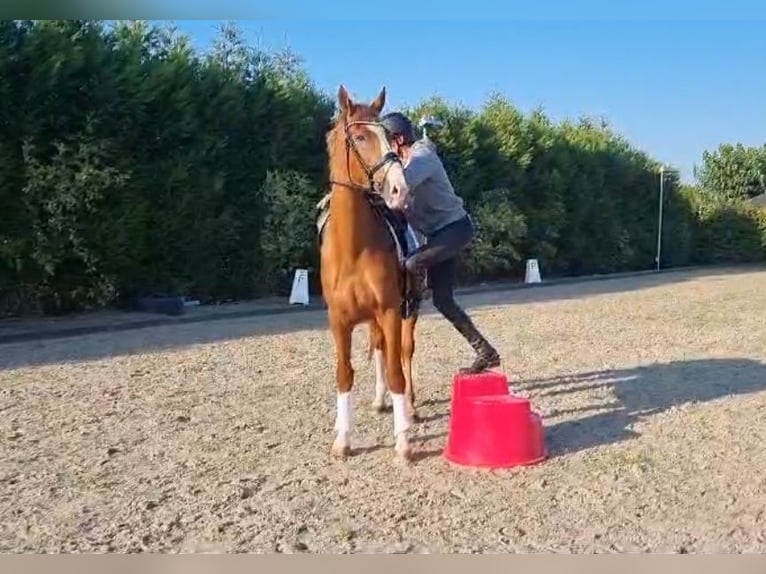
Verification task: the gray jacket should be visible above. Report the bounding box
[400,138,467,237]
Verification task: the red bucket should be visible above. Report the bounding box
[449,371,510,405]
[444,376,547,469]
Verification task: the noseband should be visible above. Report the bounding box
[330,119,401,193]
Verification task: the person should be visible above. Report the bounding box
[380,111,501,374]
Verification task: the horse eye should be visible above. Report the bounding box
[354,134,366,143]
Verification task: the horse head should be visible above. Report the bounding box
[328,85,409,201]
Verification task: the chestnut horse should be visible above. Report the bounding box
[319,85,420,462]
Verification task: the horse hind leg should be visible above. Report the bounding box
[371,312,418,421]
[369,320,388,414]
[329,314,355,459]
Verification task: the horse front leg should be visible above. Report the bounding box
[379,307,413,462]
[329,313,355,458]
[402,314,419,422]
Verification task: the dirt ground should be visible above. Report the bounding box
[2,267,766,553]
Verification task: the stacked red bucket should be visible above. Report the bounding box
[443,371,547,469]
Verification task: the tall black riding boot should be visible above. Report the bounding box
[451,313,501,374]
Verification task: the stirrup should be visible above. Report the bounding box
[401,297,417,319]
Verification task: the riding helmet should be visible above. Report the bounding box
[380,112,416,144]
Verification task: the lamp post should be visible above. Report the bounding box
[656,165,679,271]
[418,115,444,140]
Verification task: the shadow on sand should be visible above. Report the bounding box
[516,358,766,458]
[0,266,761,371]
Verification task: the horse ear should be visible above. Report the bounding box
[338,84,354,115]
[370,86,386,113]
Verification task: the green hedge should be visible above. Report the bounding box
[688,193,766,265]
[1,20,764,317]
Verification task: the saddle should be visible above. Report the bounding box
[316,190,421,319]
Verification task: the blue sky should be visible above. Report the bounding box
[160,11,766,183]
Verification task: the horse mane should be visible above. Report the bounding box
[325,114,347,182]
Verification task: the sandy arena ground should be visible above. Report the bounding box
[2,267,766,553]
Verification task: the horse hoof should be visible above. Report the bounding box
[408,408,421,423]
[394,446,413,464]
[372,401,388,414]
[331,441,351,459]
[394,435,412,463]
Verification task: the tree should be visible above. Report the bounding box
[0,19,764,317]
[695,143,766,203]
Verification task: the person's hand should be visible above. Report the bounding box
[389,189,407,211]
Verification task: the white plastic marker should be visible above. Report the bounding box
[289,268,310,305]
[525,259,542,284]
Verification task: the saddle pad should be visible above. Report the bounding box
[316,192,419,264]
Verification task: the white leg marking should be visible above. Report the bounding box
[373,349,387,410]
[391,393,412,436]
[333,392,352,452]
[391,393,412,459]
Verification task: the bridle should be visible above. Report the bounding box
[329,119,402,193]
